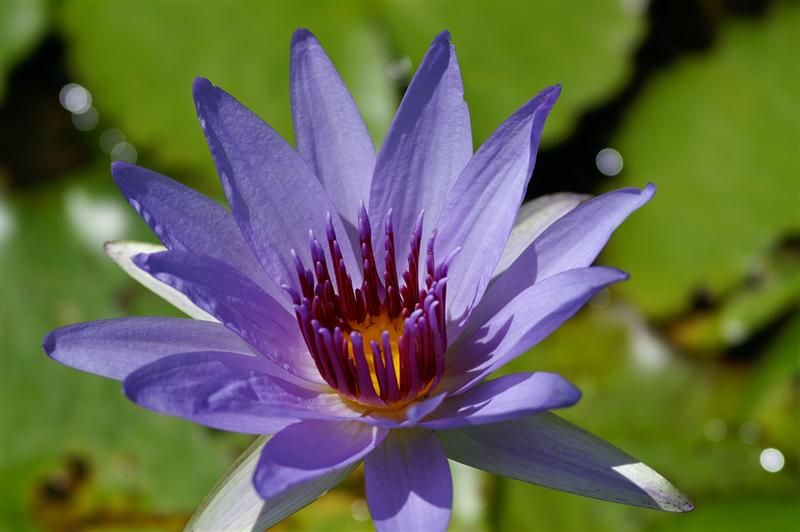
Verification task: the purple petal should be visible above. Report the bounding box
[104,241,218,321]
[123,352,361,433]
[421,372,580,429]
[439,412,694,512]
[193,77,361,289]
[434,85,561,334]
[365,429,452,531]
[442,267,628,394]
[366,393,448,429]
[43,317,257,381]
[369,31,472,269]
[111,162,286,305]
[494,192,588,278]
[188,435,357,530]
[475,185,655,325]
[134,250,321,384]
[290,29,376,235]
[254,420,386,500]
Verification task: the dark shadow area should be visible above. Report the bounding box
[526,0,775,199]
[0,36,92,189]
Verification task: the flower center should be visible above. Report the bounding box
[286,205,453,409]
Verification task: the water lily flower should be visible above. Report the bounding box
[43,29,692,530]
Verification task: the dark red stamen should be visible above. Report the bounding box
[290,207,450,408]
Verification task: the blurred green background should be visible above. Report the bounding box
[1,1,798,531]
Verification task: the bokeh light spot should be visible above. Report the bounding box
[99,129,126,154]
[739,420,762,445]
[71,107,99,131]
[589,287,611,309]
[110,142,138,164]
[704,418,727,442]
[596,147,624,176]
[59,83,92,114]
[350,498,369,522]
[759,448,785,473]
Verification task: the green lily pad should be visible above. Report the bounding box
[59,2,642,185]
[58,3,396,184]
[496,300,799,531]
[603,1,800,319]
[379,1,644,145]
[0,168,245,530]
[667,246,800,354]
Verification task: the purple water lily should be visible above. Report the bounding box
[44,30,691,530]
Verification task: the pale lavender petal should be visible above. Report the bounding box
[290,29,375,234]
[111,161,285,305]
[193,77,361,289]
[365,429,452,531]
[123,352,362,433]
[474,185,655,328]
[439,412,694,512]
[134,250,321,384]
[421,372,580,429]
[434,85,561,334]
[369,31,471,269]
[254,420,386,500]
[442,267,628,394]
[525,184,655,280]
[494,192,588,278]
[187,436,357,531]
[43,317,257,381]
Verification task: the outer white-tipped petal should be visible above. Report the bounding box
[104,241,217,322]
[494,193,587,278]
[186,436,356,531]
[439,412,694,513]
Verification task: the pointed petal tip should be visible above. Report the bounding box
[110,160,132,176]
[103,240,122,256]
[593,266,630,286]
[192,76,212,91]
[610,461,695,513]
[643,182,657,198]
[560,376,582,406]
[291,28,319,48]
[42,330,56,358]
[672,497,695,513]
[509,84,563,131]
[542,84,562,104]
[192,76,217,104]
[110,161,131,188]
[433,30,451,44]
[612,267,631,283]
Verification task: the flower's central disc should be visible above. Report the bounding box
[286,206,453,409]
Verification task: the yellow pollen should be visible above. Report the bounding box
[348,311,403,393]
